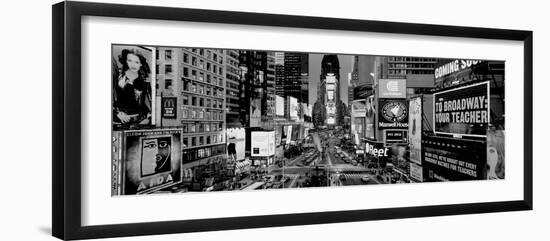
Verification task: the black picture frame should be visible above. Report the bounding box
[52,1,533,240]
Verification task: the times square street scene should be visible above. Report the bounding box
[111,45,505,195]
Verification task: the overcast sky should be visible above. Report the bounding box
[308,54,353,106]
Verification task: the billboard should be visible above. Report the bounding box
[251,131,276,157]
[486,129,505,179]
[161,97,177,119]
[423,135,486,181]
[434,59,483,87]
[433,81,489,137]
[378,99,408,129]
[409,162,423,182]
[112,45,156,130]
[289,96,298,120]
[365,95,375,139]
[119,129,182,195]
[378,79,406,99]
[227,128,246,161]
[275,95,285,116]
[408,96,422,165]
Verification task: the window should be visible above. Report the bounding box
[199,49,204,56]
[182,109,188,119]
[164,79,172,89]
[206,87,211,96]
[165,50,172,60]
[205,123,210,132]
[191,137,196,146]
[199,136,204,146]
[200,60,205,69]
[207,62,211,71]
[199,72,204,81]
[219,113,223,120]
[191,70,197,79]
[198,111,204,119]
[206,50,211,58]
[212,100,217,109]
[219,66,223,75]
[156,64,159,74]
[211,124,216,132]
[190,110,196,119]
[206,136,211,144]
[199,98,204,107]
[219,122,223,130]
[190,124,196,132]
[191,97,196,106]
[192,56,197,66]
[198,86,204,94]
[182,96,189,105]
[212,111,217,120]
[183,137,188,147]
[165,64,172,73]
[190,84,196,93]
[213,53,217,61]
[218,100,223,109]
[206,99,211,108]
[206,74,211,83]
[183,53,189,63]
[183,67,189,77]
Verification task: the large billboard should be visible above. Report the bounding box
[365,95,375,139]
[275,95,285,116]
[486,129,505,179]
[289,96,298,120]
[378,79,406,99]
[434,59,483,88]
[408,96,422,165]
[251,131,276,157]
[433,81,489,137]
[378,99,408,129]
[112,45,156,130]
[423,135,486,181]
[227,128,246,161]
[117,129,183,195]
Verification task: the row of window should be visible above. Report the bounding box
[182,81,224,98]
[182,135,224,150]
[182,122,223,133]
[183,53,224,75]
[388,57,438,62]
[182,144,226,163]
[388,63,435,69]
[388,70,434,75]
[183,67,224,86]
[182,95,223,109]
[181,108,224,121]
[187,48,224,65]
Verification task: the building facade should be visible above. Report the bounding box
[155,47,227,190]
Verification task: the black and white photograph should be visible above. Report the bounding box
[111,45,505,195]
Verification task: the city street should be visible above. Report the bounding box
[264,129,381,189]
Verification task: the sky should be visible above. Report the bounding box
[308,54,353,106]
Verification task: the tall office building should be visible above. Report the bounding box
[376,56,437,94]
[318,54,341,127]
[155,47,227,181]
[224,50,241,127]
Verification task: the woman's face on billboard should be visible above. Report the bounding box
[126,53,142,73]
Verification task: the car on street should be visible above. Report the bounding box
[361,175,369,182]
[339,174,346,181]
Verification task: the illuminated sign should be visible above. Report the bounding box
[378,79,406,99]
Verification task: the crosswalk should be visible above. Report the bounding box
[330,173,368,179]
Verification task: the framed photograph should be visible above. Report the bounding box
[52,1,533,240]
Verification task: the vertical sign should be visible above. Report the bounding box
[408,96,422,165]
[161,97,177,118]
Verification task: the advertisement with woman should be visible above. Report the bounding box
[112,45,156,130]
